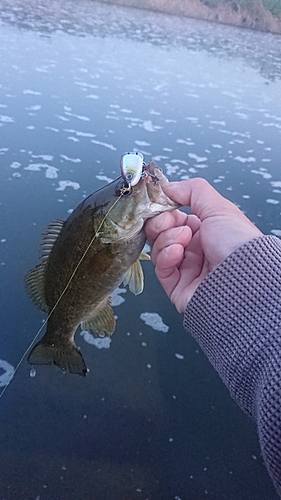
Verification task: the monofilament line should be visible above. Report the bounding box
[0,191,126,399]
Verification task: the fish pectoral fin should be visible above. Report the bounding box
[24,262,48,313]
[81,300,116,338]
[28,338,87,377]
[139,251,150,260]
[122,259,144,296]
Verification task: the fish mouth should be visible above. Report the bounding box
[142,160,181,212]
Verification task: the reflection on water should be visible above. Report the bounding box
[0,0,280,499]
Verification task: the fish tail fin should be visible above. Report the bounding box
[28,338,87,377]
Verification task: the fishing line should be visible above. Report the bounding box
[0,189,128,399]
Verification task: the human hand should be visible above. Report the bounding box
[145,178,263,313]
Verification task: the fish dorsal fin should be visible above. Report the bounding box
[24,262,48,312]
[139,251,150,260]
[40,219,64,263]
[81,298,116,338]
[122,259,144,296]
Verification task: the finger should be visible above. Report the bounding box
[150,225,192,265]
[145,211,187,246]
[145,211,200,246]
[154,243,184,298]
[162,178,241,221]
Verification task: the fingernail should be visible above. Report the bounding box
[167,226,184,239]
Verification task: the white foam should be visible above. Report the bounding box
[140,312,169,333]
[24,163,59,179]
[188,153,207,163]
[56,115,70,122]
[27,105,41,111]
[64,129,96,138]
[171,159,189,166]
[96,175,114,183]
[31,154,54,161]
[143,120,158,132]
[175,353,184,360]
[135,141,150,147]
[45,126,59,132]
[271,181,281,188]
[235,112,250,120]
[91,140,117,151]
[210,120,226,126]
[0,115,14,123]
[65,112,90,122]
[271,229,281,236]
[10,162,21,169]
[60,155,81,163]
[251,169,272,180]
[234,156,256,163]
[266,199,279,205]
[80,331,111,349]
[0,359,15,387]
[110,287,127,306]
[23,89,41,95]
[56,180,80,191]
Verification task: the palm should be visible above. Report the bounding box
[146,179,263,313]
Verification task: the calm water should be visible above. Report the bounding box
[0,1,281,499]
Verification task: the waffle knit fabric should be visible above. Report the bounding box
[184,235,281,496]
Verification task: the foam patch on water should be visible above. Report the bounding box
[111,287,127,306]
[56,180,80,191]
[251,169,272,180]
[24,163,59,178]
[96,175,114,183]
[31,154,54,161]
[80,331,111,349]
[135,140,151,147]
[0,115,14,123]
[60,155,81,163]
[271,229,281,237]
[188,153,207,163]
[91,139,117,151]
[234,156,256,163]
[266,198,279,205]
[23,89,41,95]
[0,359,15,387]
[140,312,169,332]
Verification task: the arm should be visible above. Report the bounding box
[145,178,281,496]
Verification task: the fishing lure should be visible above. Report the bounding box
[120,151,146,187]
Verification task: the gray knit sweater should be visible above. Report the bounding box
[184,235,281,496]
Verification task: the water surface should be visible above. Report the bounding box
[0,1,281,499]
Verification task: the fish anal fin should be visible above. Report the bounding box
[139,251,150,260]
[40,219,64,263]
[24,262,48,313]
[28,338,87,377]
[81,299,116,338]
[123,259,144,295]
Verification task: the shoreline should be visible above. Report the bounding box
[93,0,281,35]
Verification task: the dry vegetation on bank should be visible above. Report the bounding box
[94,0,281,34]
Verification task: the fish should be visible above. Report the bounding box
[24,160,179,376]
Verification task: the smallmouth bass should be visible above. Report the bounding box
[24,159,178,376]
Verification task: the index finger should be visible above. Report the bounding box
[145,210,189,246]
[162,178,241,221]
